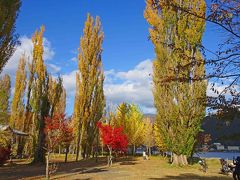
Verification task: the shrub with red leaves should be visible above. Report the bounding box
[0,145,11,165]
[197,133,212,145]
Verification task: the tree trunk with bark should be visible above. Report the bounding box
[95,132,99,163]
[65,145,69,163]
[107,146,112,167]
[33,116,46,163]
[17,137,24,158]
[132,145,136,156]
[46,151,50,180]
[76,122,84,161]
[172,153,188,166]
[33,93,50,163]
[148,147,151,156]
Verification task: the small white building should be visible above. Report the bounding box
[213,143,221,146]
[227,146,239,151]
[0,125,28,136]
[216,145,225,151]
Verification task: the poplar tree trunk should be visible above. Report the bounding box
[107,146,112,167]
[33,116,46,163]
[65,145,69,163]
[17,117,27,157]
[76,130,81,161]
[95,132,99,163]
[183,155,188,165]
[132,145,136,156]
[33,94,50,163]
[17,137,24,158]
[172,153,188,166]
[76,122,84,161]
[83,144,88,159]
[101,144,103,157]
[149,147,151,156]
[46,151,50,180]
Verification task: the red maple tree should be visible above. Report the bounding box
[0,145,11,165]
[44,114,73,178]
[45,114,73,151]
[96,122,128,166]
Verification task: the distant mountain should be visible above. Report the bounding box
[202,115,240,146]
[144,114,155,123]
[144,113,240,146]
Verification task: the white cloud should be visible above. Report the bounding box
[47,63,61,73]
[61,59,155,114]
[206,83,237,97]
[116,60,152,82]
[2,37,33,76]
[42,38,55,60]
[70,57,78,62]
[1,36,59,88]
[104,59,155,114]
[62,70,78,97]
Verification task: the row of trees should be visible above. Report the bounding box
[1,0,237,168]
[73,14,105,161]
[0,26,66,163]
[111,103,154,155]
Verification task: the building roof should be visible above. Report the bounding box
[0,125,28,136]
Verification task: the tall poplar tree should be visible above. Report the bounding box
[29,26,63,163]
[31,26,49,163]
[83,72,104,157]
[145,0,207,165]
[73,73,80,148]
[0,0,21,73]
[74,14,105,161]
[0,74,11,124]
[10,56,26,156]
[10,56,26,128]
[23,59,35,156]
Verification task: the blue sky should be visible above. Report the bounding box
[3,0,226,115]
[16,0,154,71]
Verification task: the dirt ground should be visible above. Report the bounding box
[0,156,233,180]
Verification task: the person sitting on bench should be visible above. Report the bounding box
[233,156,240,180]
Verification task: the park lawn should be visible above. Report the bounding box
[0,155,232,180]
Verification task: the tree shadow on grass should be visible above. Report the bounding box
[0,157,107,180]
[119,161,138,165]
[68,167,107,174]
[149,173,231,180]
[0,156,138,180]
[115,156,138,165]
[83,167,107,174]
[52,157,137,179]
[51,167,108,180]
